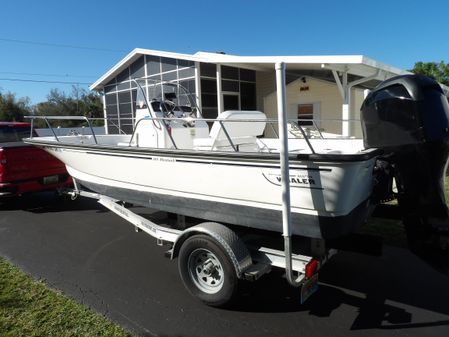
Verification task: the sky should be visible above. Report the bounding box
[0,0,448,105]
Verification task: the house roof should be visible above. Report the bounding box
[90,48,449,95]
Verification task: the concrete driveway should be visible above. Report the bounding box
[1,192,448,337]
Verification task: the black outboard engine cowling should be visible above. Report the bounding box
[361,74,449,261]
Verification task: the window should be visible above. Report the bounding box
[161,57,177,72]
[298,104,314,126]
[147,56,161,75]
[240,68,256,82]
[200,79,218,113]
[130,56,145,79]
[200,63,216,78]
[240,82,256,110]
[221,65,239,80]
[222,80,239,92]
[223,94,239,110]
[0,126,32,143]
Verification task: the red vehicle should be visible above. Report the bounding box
[0,122,72,197]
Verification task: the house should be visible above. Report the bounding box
[90,49,415,137]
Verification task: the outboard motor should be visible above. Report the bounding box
[361,74,449,268]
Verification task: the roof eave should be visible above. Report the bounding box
[89,49,412,92]
[90,48,139,91]
[90,48,204,91]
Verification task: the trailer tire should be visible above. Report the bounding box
[178,234,238,307]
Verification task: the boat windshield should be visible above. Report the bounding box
[134,78,201,117]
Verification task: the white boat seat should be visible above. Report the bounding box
[194,110,266,152]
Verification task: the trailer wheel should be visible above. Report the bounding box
[178,234,238,307]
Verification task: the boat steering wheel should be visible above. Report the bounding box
[160,100,176,117]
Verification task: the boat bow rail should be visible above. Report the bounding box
[27,115,100,144]
[24,114,371,159]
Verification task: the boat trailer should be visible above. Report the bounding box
[67,180,334,307]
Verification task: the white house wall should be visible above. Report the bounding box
[256,71,276,112]
[262,77,365,137]
[350,87,365,138]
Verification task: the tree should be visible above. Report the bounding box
[33,86,104,127]
[410,61,449,86]
[0,92,32,122]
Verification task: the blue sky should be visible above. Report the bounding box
[0,0,448,104]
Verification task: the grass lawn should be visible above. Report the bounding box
[0,257,134,337]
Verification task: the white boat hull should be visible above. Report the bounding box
[34,138,379,239]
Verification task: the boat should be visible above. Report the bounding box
[24,73,449,244]
[24,70,449,305]
[24,79,385,241]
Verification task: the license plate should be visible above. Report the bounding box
[43,175,59,185]
[300,273,319,304]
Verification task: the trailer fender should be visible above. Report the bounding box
[171,222,252,278]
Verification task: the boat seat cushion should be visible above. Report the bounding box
[209,110,266,140]
[193,110,266,151]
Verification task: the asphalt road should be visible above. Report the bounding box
[1,192,449,337]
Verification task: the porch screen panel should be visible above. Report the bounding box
[103,55,196,134]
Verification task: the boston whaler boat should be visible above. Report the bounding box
[25,66,449,306]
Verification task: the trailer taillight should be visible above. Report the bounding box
[305,259,318,279]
